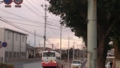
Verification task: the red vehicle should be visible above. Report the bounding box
[42,50,61,68]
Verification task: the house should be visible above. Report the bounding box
[35,47,51,58]
[26,44,35,58]
[0,28,28,62]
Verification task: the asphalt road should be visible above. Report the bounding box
[9,59,87,68]
[23,62,42,68]
[23,62,68,68]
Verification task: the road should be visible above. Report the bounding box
[23,61,87,68]
[23,62,42,68]
[9,59,87,68]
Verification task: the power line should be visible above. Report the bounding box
[37,0,45,4]
[0,9,43,25]
[49,37,82,41]
[0,16,60,30]
[23,1,60,27]
[29,0,60,22]
[23,3,43,18]
[0,9,60,27]
[0,17,53,48]
[0,16,27,21]
[26,0,44,16]
[47,28,59,37]
[31,0,40,5]
[1,16,68,31]
[40,4,60,26]
[0,17,43,38]
[8,21,60,30]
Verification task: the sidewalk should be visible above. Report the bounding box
[7,61,41,68]
[6,58,41,68]
[7,62,26,68]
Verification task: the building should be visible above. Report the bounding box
[107,49,114,56]
[26,44,35,58]
[35,47,51,58]
[0,28,28,61]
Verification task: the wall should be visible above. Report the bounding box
[0,28,5,57]
[13,33,20,58]
[20,35,27,58]
[5,30,13,52]
[3,29,27,58]
[20,35,26,52]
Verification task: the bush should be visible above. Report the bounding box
[6,64,14,68]
[0,63,14,68]
[0,63,7,68]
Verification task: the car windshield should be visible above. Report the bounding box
[72,61,81,64]
[43,52,55,57]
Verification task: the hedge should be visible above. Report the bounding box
[0,63,14,68]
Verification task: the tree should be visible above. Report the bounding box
[47,0,120,68]
[110,22,120,67]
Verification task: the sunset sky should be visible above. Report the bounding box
[0,0,85,50]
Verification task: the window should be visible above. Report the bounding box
[22,35,24,42]
[57,57,60,60]
[72,61,81,64]
[7,31,10,39]
[16,33,18,41]
[43,52,55,57]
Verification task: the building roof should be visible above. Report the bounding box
[0,28,28,35]
[26,44,35,50]
[35,47,51,50]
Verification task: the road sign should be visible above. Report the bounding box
[2,42,7,47]
[14,0,23,4]
[0,41,2,48]
[3,0,12,4]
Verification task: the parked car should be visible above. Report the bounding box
[105,62,111,68]
[71,60,82,68]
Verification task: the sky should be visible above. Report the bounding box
[0,0,85,50]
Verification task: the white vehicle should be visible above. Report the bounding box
[105,62,111,68]
[71,60,82,68]
[42,50,61,68]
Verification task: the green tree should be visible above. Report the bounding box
[47,0,120,68]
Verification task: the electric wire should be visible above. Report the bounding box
[9,22,60,30]
[26,0,44,16]
[0,9,60,27]
[23,3,43,18]
[25,0,60,23]
[0,17,53,46]
[0,17,43,38]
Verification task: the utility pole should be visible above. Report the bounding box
[29,41,30,45]
[87,0,97,68]
[52,44,53,50]
[41,2,47,51]
[34,30,36,47]
[82,47,84,59]
[39,41,40,47]
[79,45,81,60]
[73,42,75,60]
[76,45,79,60]
[60,25,62,62]
[34,30,36,58]
[68,37,70,68]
